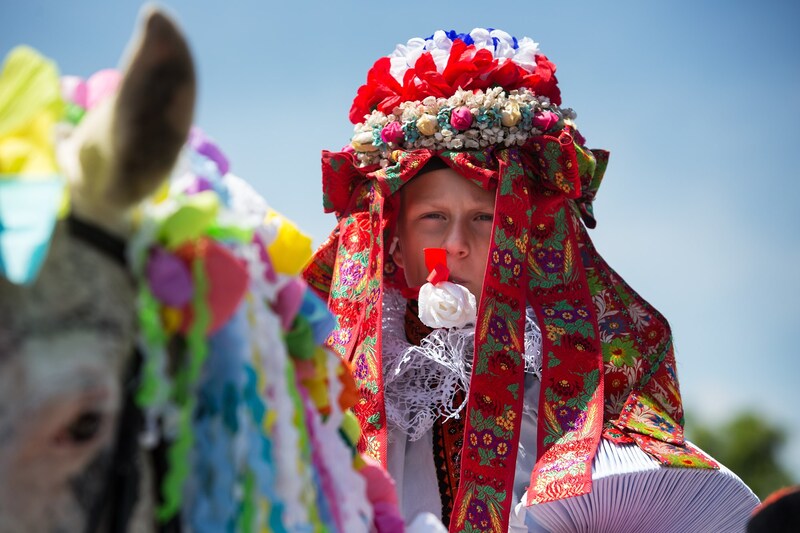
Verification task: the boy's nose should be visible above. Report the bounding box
[443,223,469,258]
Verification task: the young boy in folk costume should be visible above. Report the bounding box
[304,29,758,532]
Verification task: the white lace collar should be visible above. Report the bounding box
[382,288,542,441]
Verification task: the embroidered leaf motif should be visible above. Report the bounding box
[477,297,495,344]
[499,265,515,284]
[587,269,603,296]
[469,406,515,441]
[543,141,562,173]
[565,370,599,409]
[360,381,379,394]
[527,249,544,277]
[576,401,600,439]
[358,335,377,358]
[479,336,506,375]
[328,156,344,172]
[478,447,497,466]
[500,169,516,195]
[366,413,382,430]
[530,275,560,290]
[469,409,498,434]
[542,402,565,445]
[454,488,472,528]
[548,208,568,246]
[493,226,516,251]
[576,320,596,339]
[544,387,560,403]
[507,383,519,400]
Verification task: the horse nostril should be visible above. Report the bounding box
[66,411,103,443]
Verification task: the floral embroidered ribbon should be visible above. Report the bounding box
[324,183,389,463]
[443,148,532,532]
[304,126,716,533]
[516,131,605,506]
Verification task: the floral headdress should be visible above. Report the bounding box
[347,29,571,167]
[305,28,715,533]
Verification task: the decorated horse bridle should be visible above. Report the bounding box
[68,215,179,533]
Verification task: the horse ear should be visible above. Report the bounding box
[68,7,195,235]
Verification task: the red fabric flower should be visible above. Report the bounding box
[410,52,452,99]
[442,40,495,91]
[349,57,403,123]
[490,59,524,90]
[523,55,561,105]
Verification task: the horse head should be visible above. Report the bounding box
[0,7,194,531]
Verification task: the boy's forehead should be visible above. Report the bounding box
[401,168,495,204]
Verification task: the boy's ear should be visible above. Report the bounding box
[390,236,405,270]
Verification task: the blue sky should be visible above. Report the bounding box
[4,1,799,480]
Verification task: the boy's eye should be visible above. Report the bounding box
[476,213,493,222]
[421,213,446,220]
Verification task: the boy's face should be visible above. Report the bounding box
[392,167,495,299]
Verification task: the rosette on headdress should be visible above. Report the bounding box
[304,27,726,533]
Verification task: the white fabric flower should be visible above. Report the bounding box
[513,37,540,72]
[389,37,427,82]
[429,30,453,54]
[469,28,492,50]
[418,281,477,329]
[490,29,516,59]
[384,30,544,85]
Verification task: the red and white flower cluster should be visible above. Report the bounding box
[350,28,562,124]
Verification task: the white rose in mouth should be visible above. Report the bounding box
[418,281,477,329]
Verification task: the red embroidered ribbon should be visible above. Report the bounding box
[445,150,532,532]
[518,132,605,505]
[324,183,389,462]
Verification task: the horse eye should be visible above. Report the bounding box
[66,411,103,443]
